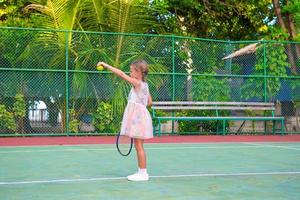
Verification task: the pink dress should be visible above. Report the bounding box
[120,82,153,139]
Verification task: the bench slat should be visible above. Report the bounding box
[152,106,275,111]
[152,101,284,135]
[152,101,274,106]
[156,116,283,120]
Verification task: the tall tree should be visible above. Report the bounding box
[151,0,275,40]
[18,0,166,132]
[272,0,300,72]
[272,0,300,40]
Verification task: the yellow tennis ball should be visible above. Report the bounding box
[97,64,104,71]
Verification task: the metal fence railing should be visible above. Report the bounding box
[0,27,299,136]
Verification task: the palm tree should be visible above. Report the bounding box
[23,0,167,133]
[23,0,85,132]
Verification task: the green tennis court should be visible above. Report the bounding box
[1,142,299,200]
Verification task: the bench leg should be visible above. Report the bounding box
[222,120,226,135]
[264,121,267,135]
[281,119,285,135]
[171,120,175,135]
[153,124,156,136]
[158,119,161,137]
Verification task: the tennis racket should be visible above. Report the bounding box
[116,133,133,156]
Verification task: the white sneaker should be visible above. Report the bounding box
[127,173,149,181]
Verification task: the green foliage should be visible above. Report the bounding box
[263,26,290,42]
[282,0,300,15]
[1,0,299,136]
[150,108,166,127]
[13,94,26,118]
[93,101,118,133]
[0,94,26,132]
[268,1,300,42]
[178,76,231,133]
[192,76,231,102]
[0,104,16,131]
[1,0,169,135]
[15,0,167,122]
[69,108,79,133]
[179,40,226,74]
[283,1,300,41]
[241,42,290,101]
[151,0,274,39]
[0,0,45,27]
[290,69,300,104]
[176,110,217,134]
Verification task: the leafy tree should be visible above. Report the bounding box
[0,104,16,131]
[13,94,26,133]
[92,101,118,133]
[241,42,290,101]
[178,75,231,133]
[272,0,300,40]
[271,0,300,73]
[18,0,166,132]
[151,0,275,40]
[0,0,47,27]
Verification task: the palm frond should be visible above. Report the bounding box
[79,0,109,31]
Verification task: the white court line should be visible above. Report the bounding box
[0,142,251,149]
[1,171,300,185]
[0,145,271,153]
[243,142,300,151]
[1,141,299,149]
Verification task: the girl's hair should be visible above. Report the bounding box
[131,59,148,81]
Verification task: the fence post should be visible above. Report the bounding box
[172,34,175,134]
[263,40,267,102]
[65,31,69,136]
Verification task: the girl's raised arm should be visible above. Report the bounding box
[97,62,140,88]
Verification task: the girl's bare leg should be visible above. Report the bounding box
[134,138,146,169]
[127,138,149,181]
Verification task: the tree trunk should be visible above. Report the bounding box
[24,100,34,133]
[272,0,287,30]
[286,13,300,72]
[16,118,24,134]
[286,45,298,72]
[272,0,298,73]
[182,41,194,100]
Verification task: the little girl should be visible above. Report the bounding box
[96,60,153,181]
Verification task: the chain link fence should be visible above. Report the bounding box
[0,27,299,136]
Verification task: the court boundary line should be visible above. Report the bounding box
[243,142,300,151]
[1,171,300,185]
[0,145,283,153]
[1,141,299,148]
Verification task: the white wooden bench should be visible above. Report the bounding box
[152,101,285,135]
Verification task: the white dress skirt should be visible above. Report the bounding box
[120,82,153,139]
